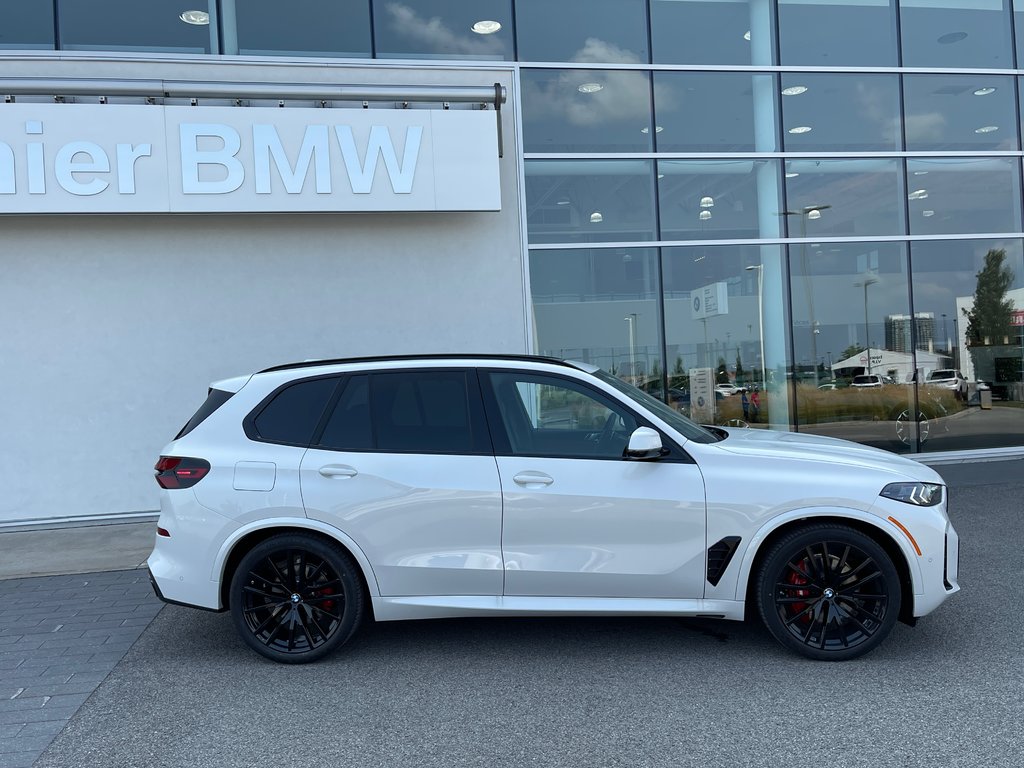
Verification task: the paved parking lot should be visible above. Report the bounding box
[2,460,1022,767]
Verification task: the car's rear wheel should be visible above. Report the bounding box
[229,533,364,663]
[756,524,900,661]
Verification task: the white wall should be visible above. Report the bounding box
[0,56,525,524]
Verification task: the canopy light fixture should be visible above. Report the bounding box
[590,211,603,223]
[785,172,799,178]
[699,210,712,221]
[788,126,812,134]
[807,209,822,221]
[937,31,967,44]
[923,210,935,217]
[578,82,603,94]
[973,87,997,96]
[908,189,929,200]
[782,86,808,96]
[699,196,714,208]
[975,125,999,133]
[179,9,209,25]
[640,126,663,134]
[471,20,502,34]
[743,30,751,41]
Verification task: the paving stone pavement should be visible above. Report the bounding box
[0,569,163,768]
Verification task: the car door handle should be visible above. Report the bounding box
[319,465,357,479]
[513,472,554,487]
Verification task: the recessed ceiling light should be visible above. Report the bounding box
[179,9,209,25]
[699,196,714,208]
[975,125,999,133]
[922,210,935,217]
[556,199,570,205]
[657,173,665,179]
[913,171,929,176]
[590,211,603,223]
[471,20,502,34]
[908,189,929,200]
[640,126,664,134]
[782,86,808,96]
[699,210,712,221]
[578,83,603,94]
[788,126,812,134]
[743,30,751,41]
[973,87,997,96]
[785,172,799,178]
[937,31,968,44]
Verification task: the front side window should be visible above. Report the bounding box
[486,372,638,459]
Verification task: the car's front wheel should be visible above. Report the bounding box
[229,533,364,663]
[756,524,901,661]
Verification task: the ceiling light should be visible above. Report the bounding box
[640,126,663,134]
[908,189,929,200]
[699,210,712,221]
[556,199,570,205]
[973,87,997,96]
[590,211,603,223]
[788,126,812,134]
[578,83,603,94]
[785,172,799,178]
[657,173,665,179]
[782,86,808,96]
[699,196,714,208]
[937,32,968,44]
[913,171,929,176]
[743,31,751,41]
[923,210,935,217]
[807,209,822,220]
[179,9,209,25]
[975,125,999,133]
[471,20,502,34]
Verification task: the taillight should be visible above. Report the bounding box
[154,456,210,489]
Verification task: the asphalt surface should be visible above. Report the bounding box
[22,460,1024,768]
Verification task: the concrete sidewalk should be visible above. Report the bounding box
[0,523,155,581]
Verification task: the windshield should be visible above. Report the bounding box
[852,376,875,385]
[591,369,719,444]
[929,370,954,380]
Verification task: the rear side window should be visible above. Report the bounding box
[317,376,373,451]
[372,371,477,453]
[175,389,233,439]
[249,377,339,446]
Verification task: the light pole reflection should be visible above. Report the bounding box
[745,264,766,388]
[854,276,879,374]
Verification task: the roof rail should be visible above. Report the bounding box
[257,353,571,374]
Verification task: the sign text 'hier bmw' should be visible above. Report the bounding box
[0,104,500,214]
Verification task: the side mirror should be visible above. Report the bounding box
[625,427,664,460]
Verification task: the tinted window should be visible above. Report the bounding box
[0,3,54,48]
[371,371,476,453]
[487,372,638,459]
[176,388,233,439]
[59,0,213,53]
[251,377,338,445]
[515,0,648,63]
[318,376,373,451]
[236,0,371,57]
[373,0,513,60]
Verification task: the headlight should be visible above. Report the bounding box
[880,482,943,506]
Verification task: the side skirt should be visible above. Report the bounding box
[371,595,746,622]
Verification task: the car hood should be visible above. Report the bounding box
[711,427,942,484]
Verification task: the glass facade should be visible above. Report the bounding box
[4,1,1024,455]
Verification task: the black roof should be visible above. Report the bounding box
[258,353,573,375]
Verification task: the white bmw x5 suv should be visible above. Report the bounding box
[148,355,960,663]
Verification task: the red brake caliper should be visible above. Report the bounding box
[318,587,335,613]
[787,559,811,620]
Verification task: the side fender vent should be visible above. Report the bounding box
[707,536,742,586]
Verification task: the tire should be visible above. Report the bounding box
[229,533,364,664]
[756,524,901,661]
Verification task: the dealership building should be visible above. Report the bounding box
[2,0,1024,526]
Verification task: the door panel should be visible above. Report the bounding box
[497,456,706,598]
[482,369,707,599]
[301,449,503,596]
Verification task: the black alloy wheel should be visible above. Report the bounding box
[756,524,901,661]
[229,533,364,663]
